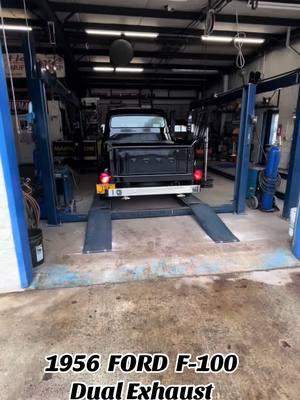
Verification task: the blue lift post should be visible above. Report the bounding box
[233,83,257,214]
[292,195,300,260]
[282,87,300,219]
[0,43,33,287]
[22,34,60,225]
[191,69,300,215]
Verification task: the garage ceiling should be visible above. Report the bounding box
[1,0,300,94]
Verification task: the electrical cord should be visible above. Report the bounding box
[253,127,268,160]
[234,9,245,70]
[22,0,34,78]
[23,191,41,227]
[204,9,215,36]
[22,179,41,227]
[234,32,246,69]
[22,178,33,194]
[268,89,279,103]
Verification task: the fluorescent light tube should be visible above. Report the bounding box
[201,35,264,45]
[234,37,265,44]
[201,35,232,43]
[85,29,158,38]
[0,25,32,31]
[85,29,121,36]
[249,1,300,10]
[93,67,115,72]
[124,32,158,38]
[172,68,219,74]
[115,67,144,73]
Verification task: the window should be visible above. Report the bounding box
[175,125,187,133]
[110,115,166,129]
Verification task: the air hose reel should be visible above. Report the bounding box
[258,170,281,197]
[247,146,281,212]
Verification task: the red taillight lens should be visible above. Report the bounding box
[193,169,203,182]
[99,172,111,184]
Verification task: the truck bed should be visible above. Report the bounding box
[108,141,195,183]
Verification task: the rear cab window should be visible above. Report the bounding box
[108,114,170,141]
[110,115,166,129]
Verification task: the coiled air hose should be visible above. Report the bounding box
[258,170,281,195]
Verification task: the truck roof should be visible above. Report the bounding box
[107,108,168,119]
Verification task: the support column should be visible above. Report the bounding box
[292,194,300,260]
[220,74,229,136]
[283,87,300,219]
[23,34,59,225]
[234,83,257,214]
[0,43,33,289]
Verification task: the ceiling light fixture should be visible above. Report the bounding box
[201,35,232,43]
[248,1,300,10]
[201,35,265,44]
[85,29,158,38]
[93,67,115,72]
[85,29,122,36]
[115,67,144,73]
[171,68,219,74]
[124,32,159,38]
[0,24,32,32]
[234,37,265,44]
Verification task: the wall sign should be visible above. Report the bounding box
[4,53,65,78]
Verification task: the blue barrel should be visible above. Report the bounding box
[261,146,281,211]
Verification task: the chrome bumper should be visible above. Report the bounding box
[107,185,200,197]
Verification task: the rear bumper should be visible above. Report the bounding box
[107,185,200,197]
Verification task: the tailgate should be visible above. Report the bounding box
[110,144,194,177]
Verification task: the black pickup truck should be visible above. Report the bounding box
[96,108,202,197]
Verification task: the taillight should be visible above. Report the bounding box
[99,172,111,184]
[193,169,203,182]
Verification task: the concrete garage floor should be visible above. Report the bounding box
[0,269,300,399]
[32,174,300,289]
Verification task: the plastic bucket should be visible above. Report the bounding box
[28,228,44,267]
[289,207,297,238]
